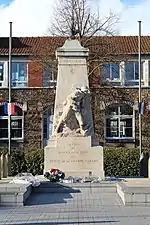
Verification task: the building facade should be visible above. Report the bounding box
[0,36,150,151]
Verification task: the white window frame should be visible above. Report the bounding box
[105,105,135,140]
[43,65,57,88]
[0,111,24,141]
[11,61,28,88]
[11,115,24,140]
[0,62,4,85]
[101,60,150,87]
[124,60,145,85]
[102,63,121,83]
[0,61,8,88]
[147,61,150,86]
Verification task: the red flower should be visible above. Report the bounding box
[50,168,59,174]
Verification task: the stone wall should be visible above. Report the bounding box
[0,87,150,150]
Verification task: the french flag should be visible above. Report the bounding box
[4,103,15,116]
[138,102,147,115]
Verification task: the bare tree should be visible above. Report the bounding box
[48,0,121,85]
[31,0,121,88]
[50,0,119,40]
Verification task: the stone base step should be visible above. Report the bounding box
[117,178,150,206]
[33,181,117,193]
[0,183,32,206]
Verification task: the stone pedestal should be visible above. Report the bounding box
[44,136,104,178]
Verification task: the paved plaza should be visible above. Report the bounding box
[0,184,150,225]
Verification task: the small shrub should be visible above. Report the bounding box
[11,150,27,176]
[104,147,150,177]
[0,148,43,176]
[24,149,44,175]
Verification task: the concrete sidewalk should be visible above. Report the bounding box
[0,184,150,225]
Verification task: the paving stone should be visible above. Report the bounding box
[0,186,150,224]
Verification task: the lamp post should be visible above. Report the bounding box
[7,22,12,176]
[8,22,12,156]
[138,21,142,156]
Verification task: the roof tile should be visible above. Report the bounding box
[0,36,150,56]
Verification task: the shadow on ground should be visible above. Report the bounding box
[25,182,81,206]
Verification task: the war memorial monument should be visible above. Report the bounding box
[44,39,104,178]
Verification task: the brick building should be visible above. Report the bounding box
[0,36,150,151]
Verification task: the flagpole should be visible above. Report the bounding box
[138,21,142,156]
[8,22,12,156]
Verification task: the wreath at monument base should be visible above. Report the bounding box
[44,168,65,182]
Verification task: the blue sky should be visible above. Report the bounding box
[122,0,139,3]
[0,0,11,5]
[1,0,141,6]
[0,0,139,4]
[0,0,149,36]
[0,0,136,3]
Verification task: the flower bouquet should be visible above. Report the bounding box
[44,168,65,182]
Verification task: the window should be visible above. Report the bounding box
[0,63,4,86]
[0,63,4,81]
[148,61,150,86]
[125,61,143,86]
[0,104,24,140]
[105,104,134,140]
[43,65,57,87]
[11,118,23,138]
[102,63,120,82]
[43,107,54,146]
[11,62,28,87]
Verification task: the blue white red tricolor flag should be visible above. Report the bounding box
[138,102,147,115]
[4,103,15,116]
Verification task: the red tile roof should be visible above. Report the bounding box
[0,36,150,56]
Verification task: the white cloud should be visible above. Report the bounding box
[0,0,149,36]
[118,0,150,35]
[0,0,54,36]
[96,0,149,35]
